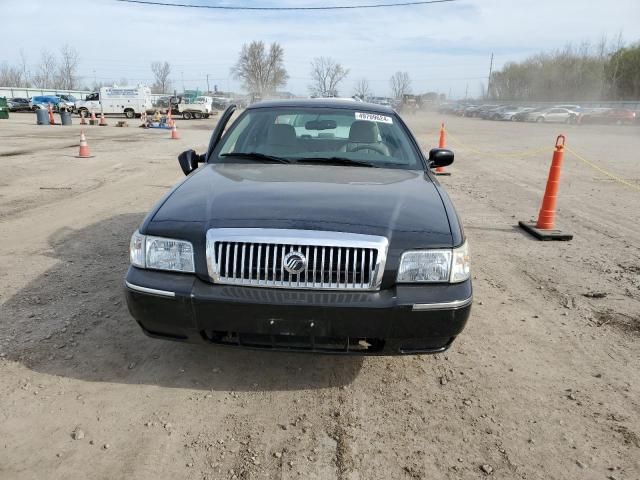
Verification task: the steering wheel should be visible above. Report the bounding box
[348,143,388,156]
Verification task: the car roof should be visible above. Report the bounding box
[247,98,395,114]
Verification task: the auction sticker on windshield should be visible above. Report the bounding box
[355,112,393,124]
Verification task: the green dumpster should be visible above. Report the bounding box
[0,97,9,120]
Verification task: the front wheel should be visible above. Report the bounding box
[182,111,192,120]
[124,109,135,119]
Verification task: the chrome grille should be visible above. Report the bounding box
[206,228,388,290]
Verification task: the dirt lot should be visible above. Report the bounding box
[0,111,638,480]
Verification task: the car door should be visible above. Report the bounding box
[545,108,564,123]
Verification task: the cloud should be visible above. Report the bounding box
[4,0,640,98]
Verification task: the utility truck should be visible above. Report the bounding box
[76,86,153,119]
[171,95,214,119]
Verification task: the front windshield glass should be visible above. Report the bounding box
[214,107,422,170]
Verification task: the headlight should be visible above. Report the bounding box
[129,231,195,273]
[450,241,470,283]
[397,242,470,284]
[130,230,146,267]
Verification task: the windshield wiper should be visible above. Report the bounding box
[293,157,378,168]
[220,152,291,164]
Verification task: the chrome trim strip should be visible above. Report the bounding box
[412,296,473,311]
[125,281,176,298]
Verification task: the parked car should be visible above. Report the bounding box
[526,107,579,123]
[512,107,543,122]
[371,96,392,107]
[461,105,481,116]
[57,94,78,112]
[29,95,64,111]
[437,103,459,114]
[579,108,636,125]
[485,105,520,120]
[554,104,582,112]
[478,105,505,119]
[125,99,472,355]
[495,106,533,121]
[7,97,31,112]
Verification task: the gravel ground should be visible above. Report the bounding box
[0,111,638,479]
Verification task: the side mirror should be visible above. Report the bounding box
[178,149,203,176]
[428,148,454,168]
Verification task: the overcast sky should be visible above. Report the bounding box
[4,0,640,98]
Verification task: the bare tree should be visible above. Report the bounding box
[32,49,57,88]
[151,61,172,93]
[18,49,31,87]
[390,71,412,99]
[56,45,80,90]
[0,63,23,87]
[118,77,129,86]
[231,41,288,98]
[353,78,371,100]
[309,57,349,97]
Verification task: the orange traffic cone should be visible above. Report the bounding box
[519,135,573,241]
[48,104,55,125]
[170,123,179,140]
[80,112,87,125]
[435,123,450,176]
[90,110,97,125]
[77,130,92,158]
[99,112,107,126]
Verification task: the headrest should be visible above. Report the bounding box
[267,124,297,146]
[348,121,378,143]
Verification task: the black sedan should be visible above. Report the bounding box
[125,99,472,354]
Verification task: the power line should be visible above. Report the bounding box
[112,0,458,11]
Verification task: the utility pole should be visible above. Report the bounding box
[181,71,185,93]
[465,83,468,99]
[487,52,494,99]
[206,74,210,94]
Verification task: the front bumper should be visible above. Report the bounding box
[124,267,472,355]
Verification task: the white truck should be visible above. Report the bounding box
[171,95,215,119]
[75,86,153,119]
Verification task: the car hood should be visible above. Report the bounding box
[145,164,453,250]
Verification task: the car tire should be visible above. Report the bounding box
[124,109,135,119]
[194,112,203,119]
[183,111,192,120]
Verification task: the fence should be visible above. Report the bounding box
[0,87,91,100]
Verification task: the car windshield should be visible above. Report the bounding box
[214,107,421,170]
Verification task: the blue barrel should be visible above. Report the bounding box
[36,109,49,125]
